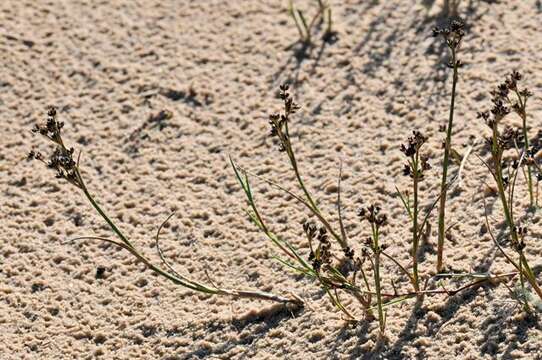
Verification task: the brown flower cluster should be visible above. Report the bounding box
[478,71,533,128]
[29,107,82,188]
[304,221,331,272]
[400,131,431,179]
[432,19,465,50]
[432,19,465,68]
[268,83,301,152]
[357,204,387,227]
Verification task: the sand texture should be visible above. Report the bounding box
[1,0,542,359]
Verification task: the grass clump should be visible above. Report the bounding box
[26,16,542,338]
[231,81,523,333]
[288,0,334,45]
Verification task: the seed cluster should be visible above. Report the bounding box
[357,205,387,227]
[268,83,301,152]
[432,19,465,45]
[478,71,533,128]
[478,71,538,154]
[400,131,431,179]
[432,19,465,67]
[512,225,527,252]
[29,107,82,188]
[304,221,331,272]
[357,205,388,257]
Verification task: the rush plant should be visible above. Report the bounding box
[28,107,303,306]
[397,131,432,292]
[477,73,542,308]
[231,83,523,333]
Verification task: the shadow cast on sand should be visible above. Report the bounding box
[273,28,339,89]
[181,304,304,359]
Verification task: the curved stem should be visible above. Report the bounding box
[73,168,302,304]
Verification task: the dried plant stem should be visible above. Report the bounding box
[437,47,459,273]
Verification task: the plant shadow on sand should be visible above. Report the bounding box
[273,28,339,89]
[329,262,542,359]
[350,0,500,108]
[181,304,304,359]
[181,273,539,359]
[331,288,504,358]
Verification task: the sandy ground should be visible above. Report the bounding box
[1,0,542,359]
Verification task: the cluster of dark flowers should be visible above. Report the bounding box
[478,71,533,127]
[357,204,388,256]
[28,107,82,188]
[432,19,465,67]
[527,130,542,168]
[476,72,538,159]
[357,205,387,227]
[304,221,331,272]
[400,131,431,179]
[531,130,542,183]
[512,225,528,252]
[268,83,300,152]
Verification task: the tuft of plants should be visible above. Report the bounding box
[28,107,303,306]
[27,18,542,337]
[477,71,542,310]
[231,78,529,333]
[287,0,334,45]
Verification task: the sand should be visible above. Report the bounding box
[1,0,542,359]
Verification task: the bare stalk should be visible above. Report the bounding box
[433,20,465,272]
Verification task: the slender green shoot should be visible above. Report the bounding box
[433,20,465,272]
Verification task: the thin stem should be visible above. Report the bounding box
[288,1,306,41]
[380,250,414,288]
[437,47,458,273]
[518,253,531,312]
[516,96,534,207]
[412,152,420,291]
[371,222,385,333]
[489,125,542,302]
[74,169,302,304]
[337,161,348,245]
[283,121,320,213]
[241,164,346,250]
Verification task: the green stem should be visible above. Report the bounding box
[284,121,320,212]
[518,253,531,312]
[412,154,420,291]
[518,105,534,207]
[490,127,542,302]
[75,169,301,304]
[437,48,458,273]
[371,222,385,333]
[281,122,348,250]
